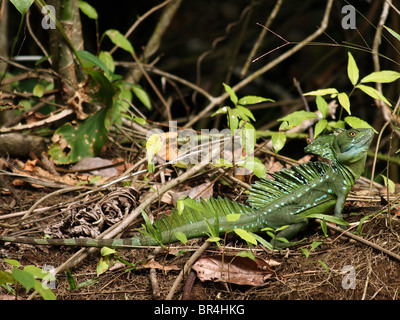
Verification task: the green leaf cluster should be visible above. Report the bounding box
[0,259,56,300]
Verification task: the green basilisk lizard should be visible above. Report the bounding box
[0,128,374,248]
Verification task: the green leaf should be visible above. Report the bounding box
[226,214,241,222]
[301,248,310,258]
[381,175,396,194]
[33,83,45,98]
[344,116,377,133]
[131,84,152,110]
[77,50,110,76]
[4,258,21,267]
[101,247,117,256]
[337,92,351,115]
[238,95,274,105]
[9,0,34,15]
[278,111,318,129]
[34,280,56,300]
[222,83,238,105]
[235,251,256,261]
[173,231,188,245]
[314,119,328,138]
[239,156,267,178]
[297,212,349,226]
[384,25,400,42]
[0,271,15,285]
[271,132,286,153]
[311,241,322,251]
[251,233,274,250]
[303,88,339,96]
[96,257,110,276]
[206,236,222,243]
[318,260,330,273]
[99,51,115,74]
[355,84,392,106]
[176,199,185,215]
[347,52,359,85]
[12,269,35,291]
[78,0,98,19]
[105,29,134,53]
[360,70,400,84]
[233,228,257,245]
[66,269,76,290]
[316,96,329,118]
[23,265,52,280]
[235,105,256,121]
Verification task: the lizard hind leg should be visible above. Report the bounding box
[270,218,308,248]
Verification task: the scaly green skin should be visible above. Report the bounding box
[0,129,374,248]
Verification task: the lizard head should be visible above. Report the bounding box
[333,128,374,178]
[305,128,374,179]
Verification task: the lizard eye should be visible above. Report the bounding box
[349,131,357,137]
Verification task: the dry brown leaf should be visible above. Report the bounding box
[192,255,277,286]
[170,182,213,206]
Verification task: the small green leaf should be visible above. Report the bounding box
[206,236,222,243]
[33,83,45,98]
[226,214,241,222]
[223,83,238,105]
[77,50,110,75]
[320,218,328,236]
[316,96,329,118]
[304,88,339,96]
[239,156,267,178]
[0,271,15,285]
[33,280,56,300]
[278,111,318,129]
[4,258,21,267]
[12,269,35,291]
[311,241,322,251]
[360,70,400,84]
[99,51,115,74]
[235,105,256,121]
[297,212,348,226]
[78,0,98,19]
[131,84,152,110]
[356,84,392,106]
[344,116,377,133]
[66,269,76,290]
[238,95,274,105]
[314,119,327,138]
[96,257,110,276]
[271,132,286,153]
[381,175,396,194]
[347,52,359,85]
[301,248,310,258]
[318,260,329,273]
[176,199,185,215]
[100,247,116,257]
[105,29,134,53]
[233,228,257,245]
[384,25,400,42]
[337,92,351,115]
[235,251,256,261]
[251,233,274,250]
[9,0,35,15]
[173,231,188,245]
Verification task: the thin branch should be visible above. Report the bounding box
[184,0,334,128]
[240,0,284,77]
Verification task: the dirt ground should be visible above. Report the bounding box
[1,179,400,301]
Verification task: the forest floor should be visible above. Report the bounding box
[1,149,400,301]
